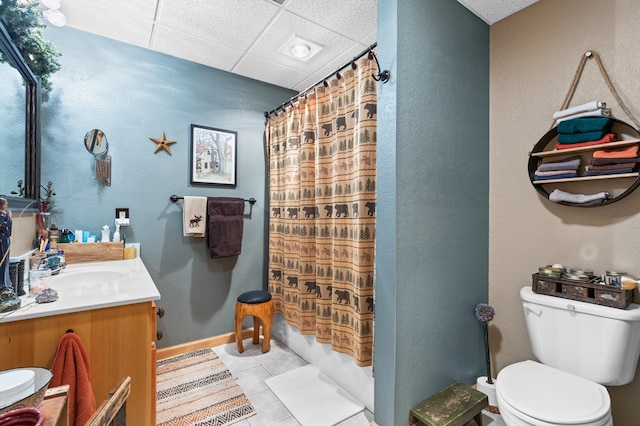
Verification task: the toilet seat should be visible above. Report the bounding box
[497,361,611,426]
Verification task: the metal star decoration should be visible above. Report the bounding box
[149,132,176,155]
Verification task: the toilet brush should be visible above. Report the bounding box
[475,303,498,407]
[475,303,495,384]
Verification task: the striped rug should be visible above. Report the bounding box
[156,348,256,426]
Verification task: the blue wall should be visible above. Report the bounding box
[41,27,294,347]
[37,2,490,420]
[375,0,490,424]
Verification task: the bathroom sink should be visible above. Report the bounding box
[49,263,136,297]
[1,258,160,323]
[53,268,132,286]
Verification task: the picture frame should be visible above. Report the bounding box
[190,124,237,187]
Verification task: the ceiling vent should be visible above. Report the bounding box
[278,34,322,62]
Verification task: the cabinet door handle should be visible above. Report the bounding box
[157,308,165,318]
[156,331,163,340]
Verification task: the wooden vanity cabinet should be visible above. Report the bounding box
[0,301,157,425]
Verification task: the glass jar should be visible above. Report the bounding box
[29,268,51,296]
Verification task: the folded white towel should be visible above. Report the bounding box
[549,189,608,204]
[552,101,606,120]
[555,108,611,123]
[183,196,207,237]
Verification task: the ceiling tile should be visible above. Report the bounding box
[290,41,377,93]
[233,54,310,90]
[152,26,244,71]
[361,30,377,46]
[312,43,372,80]
[247,11,358,74]
[59,2,154,47]
[61,0,158,20]
[286,0,376,42]
[155,0,280,50]
[456,0,539,24]
[292,73,325,92]
[58,0,544,91]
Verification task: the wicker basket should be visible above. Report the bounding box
[532,273,633,309]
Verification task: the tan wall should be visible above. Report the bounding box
[490,0,640,423]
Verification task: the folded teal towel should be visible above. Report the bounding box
[557,117,612,134]
[557,130,608,144]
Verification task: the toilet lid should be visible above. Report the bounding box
[497,361,610,425]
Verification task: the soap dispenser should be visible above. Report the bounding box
[113,223,121,242]
[101,225,110,242]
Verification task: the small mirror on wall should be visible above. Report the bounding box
[84,129,111,186]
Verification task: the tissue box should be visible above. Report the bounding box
[57,242,124,264]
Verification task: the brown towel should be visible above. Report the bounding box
[207,197,245,258]
[50,332,96,426]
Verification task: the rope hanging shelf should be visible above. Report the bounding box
[529,50,640,208]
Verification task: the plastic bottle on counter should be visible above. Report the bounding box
[113,224,120,242]
[101,225,110,242]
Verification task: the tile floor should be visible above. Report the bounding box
[212,337,506,426]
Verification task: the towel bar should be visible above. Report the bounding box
[170,195,256,205]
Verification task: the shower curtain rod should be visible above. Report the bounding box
[264,42,388,118]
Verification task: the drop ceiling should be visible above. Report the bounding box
[56,0,538,91]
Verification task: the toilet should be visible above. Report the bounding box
[495,286,640,426]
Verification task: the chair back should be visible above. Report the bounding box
[84,376,131,426]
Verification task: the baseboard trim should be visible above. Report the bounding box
[156,328,255,360]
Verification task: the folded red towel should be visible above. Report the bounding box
[50,332,96,426]
[554,133,616,150]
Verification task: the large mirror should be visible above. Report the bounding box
[0,20,41,211]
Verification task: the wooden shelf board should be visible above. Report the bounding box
[530,138,640,157]
[533,172,639,184]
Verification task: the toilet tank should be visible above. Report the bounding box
[521,286,640,385]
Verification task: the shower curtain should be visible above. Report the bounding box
[266,53,376,366]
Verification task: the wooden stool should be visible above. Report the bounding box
[235,290,274,354]
[410,382,488,426]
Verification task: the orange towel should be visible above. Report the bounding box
[593,145,640,159]
[50,332,96,426]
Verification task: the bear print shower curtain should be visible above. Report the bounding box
[265,53,376,366]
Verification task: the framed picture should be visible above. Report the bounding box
[190,124,237,187]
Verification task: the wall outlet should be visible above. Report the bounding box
[116,208,130,226]
[116,208,129,219]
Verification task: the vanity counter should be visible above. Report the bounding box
[0,257,161,323]
[0,257,160,425]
